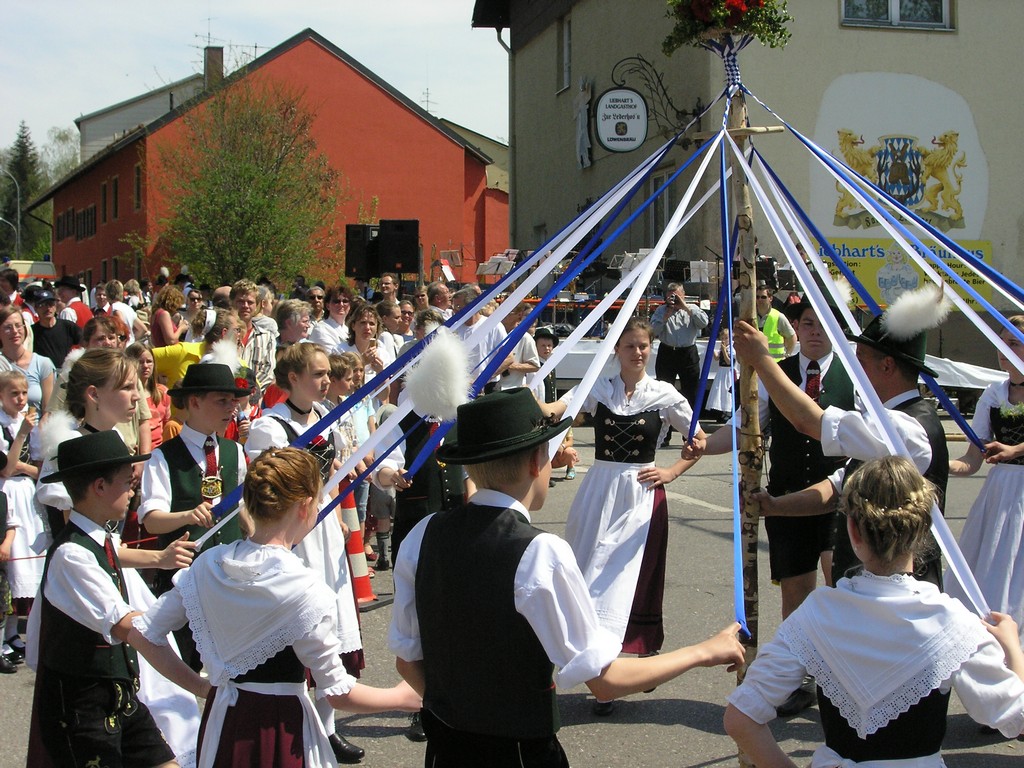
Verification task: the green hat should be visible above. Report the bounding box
[42,431,150,484]
[436,387,572,465]
[846,314,935,377]
[167,363,252,397]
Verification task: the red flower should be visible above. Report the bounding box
[235,377,250,390]
[690,0,716,23]
[725,0,749,26]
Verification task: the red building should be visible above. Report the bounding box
[29,28,509,288]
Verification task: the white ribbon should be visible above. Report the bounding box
[723,131,990,617]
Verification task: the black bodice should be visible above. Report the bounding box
[989,407,1024,466]
[594,403,661,463]
[234,645,305,684]
[818,686,949,762]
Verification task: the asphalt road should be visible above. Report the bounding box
[1,421,1022,767]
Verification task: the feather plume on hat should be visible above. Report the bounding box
[203,339,242,372]
[40,410,81,462]
[880,283,953,341]
[833,276,853,308]
[58,347,86,379]
[404,328,471,421]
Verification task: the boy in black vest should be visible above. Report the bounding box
[138,363,250,668]
[705,298,855,714]
[389,388,744,767]
[28,431,209,767]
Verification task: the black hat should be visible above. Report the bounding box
[436,387,572,465]
[534,326,559,347]
[166,363,253,397]
[54,275,87,292]
[33,289,56,304]
[41,431,150,484]
[846,315,935,377]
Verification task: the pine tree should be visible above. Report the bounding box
[1,122,48,260]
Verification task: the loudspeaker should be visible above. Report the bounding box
[378,219,419,273]
[345,224,379,279]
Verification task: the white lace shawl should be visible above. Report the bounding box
[176,540,336,686]
[779,572,985,738]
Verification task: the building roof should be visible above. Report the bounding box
[29,27,493,210]
[73,73,204,127]
[472,0,511,28]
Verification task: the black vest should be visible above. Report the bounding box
[833,396,948,585]
[40,523,139,681]
[397,411,464,513]
[594,403,661,464]
[416,504,558,739]
[157,434,243,549]
[767,356,854,495]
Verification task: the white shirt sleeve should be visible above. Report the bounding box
[819,405,931,472]
[663,394,696,435]
[245,416,289,460]
[513,533,622,690]
[294,613,358,698]
[44,542,135,644]
[387,514,433,662]
[950,636,1024,738]
[727,627,808,724]
[970,383,1002,443]
[138,448,172,520]
[132,585,188,646]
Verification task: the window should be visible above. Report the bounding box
[556,16,571,92]
[111,176,119,220]
[113,257,119,279]
[133,164,142,211]
[101,260,108,283]
[842,0,951,29]
[135,254,142,280]
[100,182,107,224]
[74,206,96,240]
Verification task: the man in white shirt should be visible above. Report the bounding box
[451,287,512,394]
[499,301,540,390]
[105,279,147,343]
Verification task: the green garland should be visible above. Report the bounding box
[663,0,793,54]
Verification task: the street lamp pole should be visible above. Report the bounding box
[0,168,21,259]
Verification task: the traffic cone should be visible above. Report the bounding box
[340,487,376,606]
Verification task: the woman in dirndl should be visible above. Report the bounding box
[541,317,706,715]
[726,456,1024,766]
[131,448,420,767]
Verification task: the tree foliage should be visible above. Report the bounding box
[1,122,50,259]
[155,79,344,286]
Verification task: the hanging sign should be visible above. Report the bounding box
[594,88,648,152]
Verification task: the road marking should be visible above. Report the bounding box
[665,491,732,514]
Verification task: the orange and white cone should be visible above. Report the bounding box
[340,490,376,606]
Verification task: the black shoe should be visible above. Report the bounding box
[375,556,390,572]
[0,655,17,674]
[591,700,616,717]
[3,648,23,665]
[405,711,427,742]
[328,733,365,764]
[776,685,816,717]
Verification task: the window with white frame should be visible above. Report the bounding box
[649,169,678,251]
[557,16,571,92]
[842,0,951,29]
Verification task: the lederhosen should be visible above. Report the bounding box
[152,434,242,671]
[28,523,174,767]
[765,357,854,580]
[391,411,463,562]
[832,396,948,587]
[416,504,567,768]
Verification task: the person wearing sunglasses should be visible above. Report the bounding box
[308,284,354,353]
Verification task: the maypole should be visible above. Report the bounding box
[663,3,791,765]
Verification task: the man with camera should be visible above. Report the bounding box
[650,282,708,412]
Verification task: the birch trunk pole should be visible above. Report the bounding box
[727,87,764,767]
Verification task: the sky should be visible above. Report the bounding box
[0,1,510,152]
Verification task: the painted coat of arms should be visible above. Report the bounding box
[834,129,966,232]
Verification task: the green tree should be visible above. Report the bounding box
[153,79,344,286]
[1,122,49,259]
[40,126,81,183]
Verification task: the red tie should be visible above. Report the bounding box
[104,532,128,601]
[805,360,821,403]
[203,436,218,500]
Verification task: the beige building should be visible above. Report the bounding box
[472,0,1018,363]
